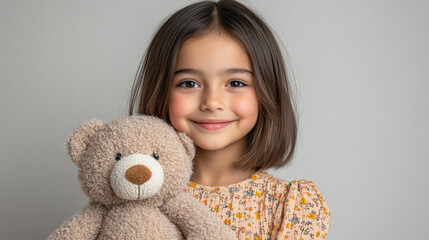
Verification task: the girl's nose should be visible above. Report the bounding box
[200,86,225,112]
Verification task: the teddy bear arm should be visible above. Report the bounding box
[46,202,107,240]
[161,192,235,240]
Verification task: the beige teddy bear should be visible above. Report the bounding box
[47,115,234,240]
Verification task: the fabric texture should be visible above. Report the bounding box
[186,170,330,240]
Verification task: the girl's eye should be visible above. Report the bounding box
[178,80,200,88]
[226,80,246,88]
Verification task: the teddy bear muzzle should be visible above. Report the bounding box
[110,153,164,200]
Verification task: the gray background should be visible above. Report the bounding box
[1,0,428,239]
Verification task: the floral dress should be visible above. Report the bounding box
[185,170,331,240]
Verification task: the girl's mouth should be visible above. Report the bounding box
[191,120,234,130]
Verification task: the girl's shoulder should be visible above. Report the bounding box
[189,169,329,210]
[187,169,327,198]
[256,170,323,196]
[260,170,331,239]
[261,170,330,217]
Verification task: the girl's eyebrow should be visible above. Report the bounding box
[173,68,254,76]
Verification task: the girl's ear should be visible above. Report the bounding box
[176,131,195,160]
[66,119,105,166]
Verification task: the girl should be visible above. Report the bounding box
[129,0,330,239]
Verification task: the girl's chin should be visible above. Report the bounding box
[194,139,243,152]
[195,143,228,151]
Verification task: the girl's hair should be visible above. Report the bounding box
[129,0,297,171]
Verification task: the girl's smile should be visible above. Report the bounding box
[168,30,259,151]
[191,119,235,131]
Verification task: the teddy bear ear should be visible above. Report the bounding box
[176,131,195,160]
[66,118,105,166]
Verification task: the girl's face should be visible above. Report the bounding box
[168,31,259,152]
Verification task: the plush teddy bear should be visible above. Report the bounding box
[47,115,234,240]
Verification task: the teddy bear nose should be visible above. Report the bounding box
[125,165,152,185]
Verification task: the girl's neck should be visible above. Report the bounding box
[190,138,258,186]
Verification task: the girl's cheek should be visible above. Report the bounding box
[233,92,259,117]
[168,93,195,130]
[169,93,194,116]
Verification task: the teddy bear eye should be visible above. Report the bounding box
[153,153,159,160]
[115,153,122,161]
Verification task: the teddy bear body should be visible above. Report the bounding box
[98,202,183,239]
[47,116,234,240]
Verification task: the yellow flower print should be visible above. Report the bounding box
[324,207,329,215]
[254,236,261,240]
[185,171,331,239]
[256,210,261,219]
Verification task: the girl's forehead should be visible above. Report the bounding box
[175,31,252,73]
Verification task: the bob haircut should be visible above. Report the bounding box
[129,0,297,171]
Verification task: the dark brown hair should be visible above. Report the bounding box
[129,0,298,171]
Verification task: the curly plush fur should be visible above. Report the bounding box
[47,115,234,240]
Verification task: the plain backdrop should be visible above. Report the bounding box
[1,0,428,239]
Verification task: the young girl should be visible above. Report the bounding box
[129,0,330,239]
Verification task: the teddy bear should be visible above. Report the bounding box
[47,115,234,240]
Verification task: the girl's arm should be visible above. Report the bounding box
[46,202,107,240]
[161,191,235,240]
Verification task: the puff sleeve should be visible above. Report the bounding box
[275,180,331,239]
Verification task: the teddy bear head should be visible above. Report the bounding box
[66,115,195,205]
